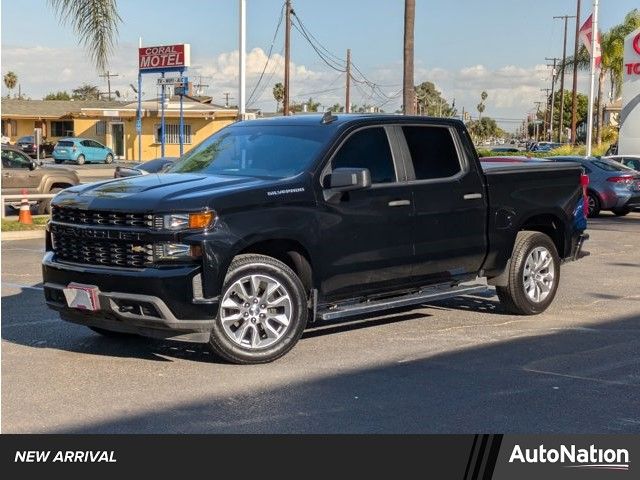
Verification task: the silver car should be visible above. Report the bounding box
[546,156,640,217]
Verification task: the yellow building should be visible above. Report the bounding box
[1,98,238,161]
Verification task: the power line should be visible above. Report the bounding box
[246,2,286,106]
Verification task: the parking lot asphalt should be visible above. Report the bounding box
[2,212,639,433]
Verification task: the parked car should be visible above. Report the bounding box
[43,114,588,364]
[114,157,176,178]
[1,145,80,214]
[603,155,640,172]
[53,138,114,165]
[529,142,564,152]
[546,156,640,217]
[1,135,10,145]
[490,147,520,153]
[15,135,55,158]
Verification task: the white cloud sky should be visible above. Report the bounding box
[2,44,593,132]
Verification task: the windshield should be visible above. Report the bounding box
[18,136,34,143]
[168,125,331,179]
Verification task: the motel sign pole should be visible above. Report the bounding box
[160,72,166,157]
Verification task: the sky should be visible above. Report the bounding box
[1,0,638,131]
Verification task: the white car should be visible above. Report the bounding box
[1,135,10,145]
[603,155,640,172]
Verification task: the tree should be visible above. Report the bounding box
[328,103,344,113]
[272,82,284,112]
[290,97,321,113]
[545,90,588,141]
[49,0,122,72]
[414,81,456,116]
[72,83,101,100]
[403,0,416,114]
[3,71,17,98]
[467,116,503,141]
[44,91,71,100]
[477,91,488,119]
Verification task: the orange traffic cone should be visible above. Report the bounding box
[18,188,33,225]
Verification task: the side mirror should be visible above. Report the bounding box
[328,167,371,191]
[29,161,38,171]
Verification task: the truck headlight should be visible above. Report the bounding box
[160,211,215,230]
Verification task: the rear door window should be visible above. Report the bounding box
[402,126,461,180]
[57,141,74,147]
[332,127,396,184]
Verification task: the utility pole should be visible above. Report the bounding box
[553,14,576,143]
[99,71,119,100]
[540,88,551,137]
[534,101,544,141]
[223,92,233,108]
[283,0,292,116]
[403,0,416,115]
[345,49,351,113]
[546,57,560,141]
[193,76,210,96]
[239,0,246,119]
[570,0,581,145]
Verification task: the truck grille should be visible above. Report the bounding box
[51,206,156,228]
[52,235,153,268]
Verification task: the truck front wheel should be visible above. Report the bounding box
[209,254,308,364]
[496,231,560,315]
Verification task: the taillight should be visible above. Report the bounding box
[580,173,589,218]
[606,176,633,184]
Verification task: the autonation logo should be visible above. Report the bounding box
[509,444,630,471]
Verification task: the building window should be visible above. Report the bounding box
[154,124,192,144]
[95,121,106,135]
[51,120,74,137]
[1,119,17,137]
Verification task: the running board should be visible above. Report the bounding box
[317,283,489,321]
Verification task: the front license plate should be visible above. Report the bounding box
[63,283,100,311]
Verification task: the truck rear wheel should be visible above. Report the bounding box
[208,254,308,364]
[496,231,560,315]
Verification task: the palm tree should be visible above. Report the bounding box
[272,83,284,112]
[49,0,122,72]
[476,102,486,119]
[3,71,17,98]
[72,83,101,100]
[403,0,416,114]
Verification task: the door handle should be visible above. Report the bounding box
[388,199,411,207]
[463,193,483,200]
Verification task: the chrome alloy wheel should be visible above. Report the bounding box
[220,274,293,349]
[522,246,555,303]
[587,195,596,215]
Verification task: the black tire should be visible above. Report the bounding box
[612,207,631,217]
[208,254,308,364]
[586,191,601,217]
[496,231,561,315]
[76,154,85,165]
[36,187,62,215]
[54,159,63,164]
[105,153,114,164]
[89,326,137,338]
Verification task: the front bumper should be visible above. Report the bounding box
[42,252,218,342]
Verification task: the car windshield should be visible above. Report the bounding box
[167,125,332,179]
[18,136,34,143]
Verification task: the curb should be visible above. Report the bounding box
[1,229,46,241]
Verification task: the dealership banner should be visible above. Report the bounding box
[1,435,637,478]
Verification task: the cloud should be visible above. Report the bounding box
[3,43,589,130]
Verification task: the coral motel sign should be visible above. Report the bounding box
[138,44,191,73]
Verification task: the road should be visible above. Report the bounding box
[2,213,640,433]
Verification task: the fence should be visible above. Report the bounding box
[1,193,55,218]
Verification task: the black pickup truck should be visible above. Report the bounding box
[43,114,588,364]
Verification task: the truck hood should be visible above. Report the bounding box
[53,173,275,211]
